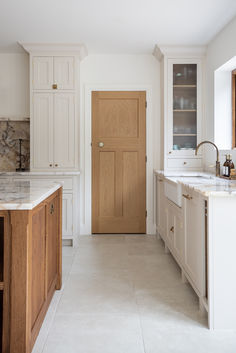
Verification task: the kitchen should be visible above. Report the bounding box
[1,0,236,352]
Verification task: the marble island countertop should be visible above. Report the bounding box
[0,180,62,210]
[0,171,80,176]
[154,170,236,197]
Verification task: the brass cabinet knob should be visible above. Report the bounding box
[182,194,193,200]
[55,164,58,167]
[183,161,187,165]
[49,164,53,167]
[169,151,172,154]
[52,84,57,89]
[170,226,174,233]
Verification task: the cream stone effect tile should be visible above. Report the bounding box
[32,234,236,353]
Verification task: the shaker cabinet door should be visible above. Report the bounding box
[54,57,74,90]
[53,94,75,169]
[33,57,53,90]
[33,93,54,169]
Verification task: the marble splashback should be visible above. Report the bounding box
[0,120,30,171]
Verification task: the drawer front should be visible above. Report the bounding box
[167,158,202,169]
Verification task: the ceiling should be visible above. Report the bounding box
[1,0,236,54]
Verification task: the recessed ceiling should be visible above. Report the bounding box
[0,0,236,54]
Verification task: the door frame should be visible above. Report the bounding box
[80,84,155,235]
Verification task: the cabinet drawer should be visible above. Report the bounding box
[167,158,202,169]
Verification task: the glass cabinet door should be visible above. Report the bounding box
[172,64,197,151]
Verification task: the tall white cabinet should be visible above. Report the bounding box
[21,43,87,246]
[154,46,206,171]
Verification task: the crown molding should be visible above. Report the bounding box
[18,42,88,60]
[152,45,164,62]
[158,45,206,57]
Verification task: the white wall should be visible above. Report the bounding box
[205,16,236,170]
[0,54,29,119]
[79,54,160,234]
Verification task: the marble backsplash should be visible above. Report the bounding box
[0,119,30,171]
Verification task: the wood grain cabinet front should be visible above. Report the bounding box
[0,188,62,353]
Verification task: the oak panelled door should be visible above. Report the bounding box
[92,91,146,233]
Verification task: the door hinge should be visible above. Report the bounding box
[145,101,147,108]
[91,142,92,147]
[145,210,147,218]
[145,156,147,163]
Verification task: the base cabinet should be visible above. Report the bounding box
[155,172,206,302]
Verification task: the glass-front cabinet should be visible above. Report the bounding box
[165,57,203,170]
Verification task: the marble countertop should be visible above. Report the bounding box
[0,180,62,210]
[0,171,80,176]
[154,170,236,197]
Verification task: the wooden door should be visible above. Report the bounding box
[33,93,54,169]
[54,57,74,90]
[54,93,75,169]
[32,57,53,90]
[92,91,146,233]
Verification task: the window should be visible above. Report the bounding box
[232,69,236,148]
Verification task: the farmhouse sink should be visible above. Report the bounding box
[164,175,220,207]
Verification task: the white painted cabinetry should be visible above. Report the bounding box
[182,185,205,296]
[154,46,205,172]
[33,56,74,90]
[156,175,166,240]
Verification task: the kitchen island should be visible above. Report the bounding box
[0,180,62,353]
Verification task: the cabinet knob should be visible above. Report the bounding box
[170,226,174,233]
[183,161,187,165]
[169,151,172,154]
[49,164,53,167]
[55,164,58,167]
[52,84,57,89]
[50,203,54,215]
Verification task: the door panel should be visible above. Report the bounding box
[54,57,74,90]
[46,194,58,294]
[31,204,46,330]
[54,94,75,168]
[92,91,146,234]
[33,93,53,169]
[62,193,73,236]
[33,57,53,90]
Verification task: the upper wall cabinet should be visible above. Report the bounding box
[20,43,87,171]
[154,46,206,172]
[33,56,75,90]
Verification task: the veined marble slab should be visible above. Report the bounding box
[0,180,62,210]
[154,170,236,197]
[0,171,80,176]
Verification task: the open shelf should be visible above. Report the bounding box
[173,85,196,88]
[173,134,197,136]
[173,109,197,112]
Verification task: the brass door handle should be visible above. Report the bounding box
[170,226,174,233]
[52,84,57,89]
[98,142,104,148]
[182,194,193,200]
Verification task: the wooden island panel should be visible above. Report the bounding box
[0,188,62,353]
